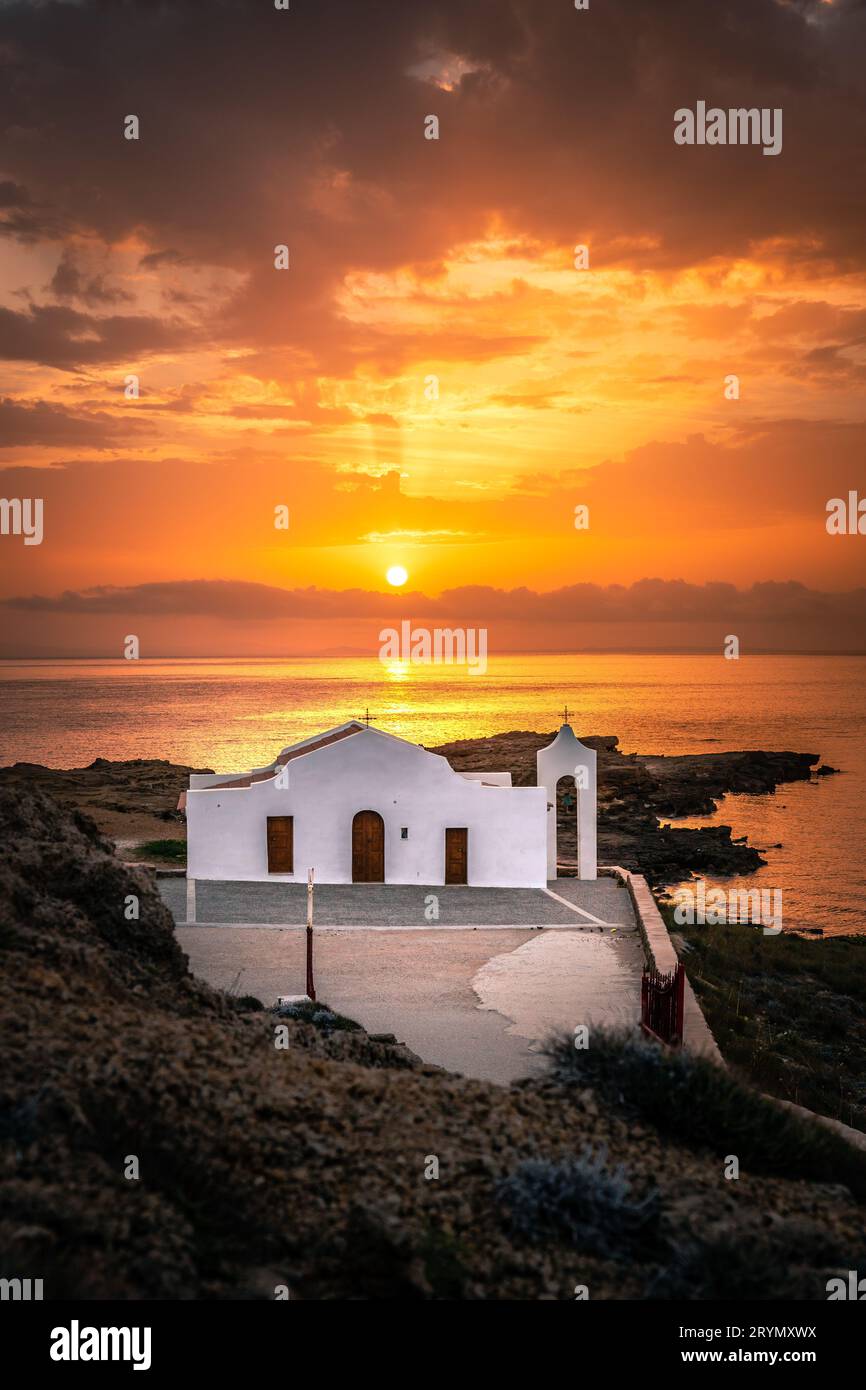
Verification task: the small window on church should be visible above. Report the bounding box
[401,827,408,839]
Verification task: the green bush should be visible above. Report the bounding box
[133,839,186,863]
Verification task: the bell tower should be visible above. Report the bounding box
[536,718,597,880]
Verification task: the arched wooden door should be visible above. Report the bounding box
[352,810,385,882]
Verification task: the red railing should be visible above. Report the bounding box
[640,962,686,1047]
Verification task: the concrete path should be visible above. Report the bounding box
[165,878,643,1083]
[473,929,644,1050]
[175,925,644,1084]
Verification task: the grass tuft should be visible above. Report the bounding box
[663,914,866,1134]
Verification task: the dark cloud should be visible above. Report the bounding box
[48,248,133,306]
[5,576,864,632]
[0,0,863,371]
[0,179,29,208]
[138,248,189,270]
[0,302,193,368]
[0,396,153,448]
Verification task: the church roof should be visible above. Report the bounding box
[216,721,366,789]
[189,719,504,795]
[275,721,366,766]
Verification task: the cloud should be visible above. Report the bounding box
[138,249,189,270]
[0,0,864,629]
[5,576,864,630]
[0,180,30,208]
[0,303,193,369]
[48,248,132,307]
[0,0,864,377]
[0,397,153,448]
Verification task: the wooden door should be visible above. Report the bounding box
[352,810,385,882]
[267,815,293,873]
[445,827,468,884]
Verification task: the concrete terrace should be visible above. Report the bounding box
[156,876,724,1083]
[159,877,644,1084]
[158,875,637,930]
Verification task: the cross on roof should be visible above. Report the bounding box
[562,704,571,725]
[358,707,374,727]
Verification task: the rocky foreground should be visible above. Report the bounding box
[0,733,831,884]
[1,785,865,1300]
[0,757,203,844]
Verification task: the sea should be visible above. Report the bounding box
[1,653,863,936]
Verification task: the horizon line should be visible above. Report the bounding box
[2,649,866,661]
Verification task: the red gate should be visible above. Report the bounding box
[640,962,686,1046]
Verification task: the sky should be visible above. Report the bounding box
[1,0,865,656]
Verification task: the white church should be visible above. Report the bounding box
[183,719,597,888]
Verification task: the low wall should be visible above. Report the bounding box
[600,865,723,1063]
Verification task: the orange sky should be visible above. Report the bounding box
[1,0,864,655]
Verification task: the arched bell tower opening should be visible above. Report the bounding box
[555,773,581,877]
[536,715,597,881]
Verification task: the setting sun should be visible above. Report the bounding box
[386,565,408,587]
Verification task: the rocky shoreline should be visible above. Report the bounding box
[0,733,832,887]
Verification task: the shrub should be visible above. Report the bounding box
[133,839,186,863]
[496,1148,662,1259]
[545,1028,866,1199]
[652,1217,866,1300]
[274,999,362,1033]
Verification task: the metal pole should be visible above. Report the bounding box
[306,868,316,1001]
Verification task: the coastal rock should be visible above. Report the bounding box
[0,757,210,844]
[638,750,820,817]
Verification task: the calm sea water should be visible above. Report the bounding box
[1,654,863,935]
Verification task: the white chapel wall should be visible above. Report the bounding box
[187,730,547,887]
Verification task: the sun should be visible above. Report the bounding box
[386,565,408,587]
